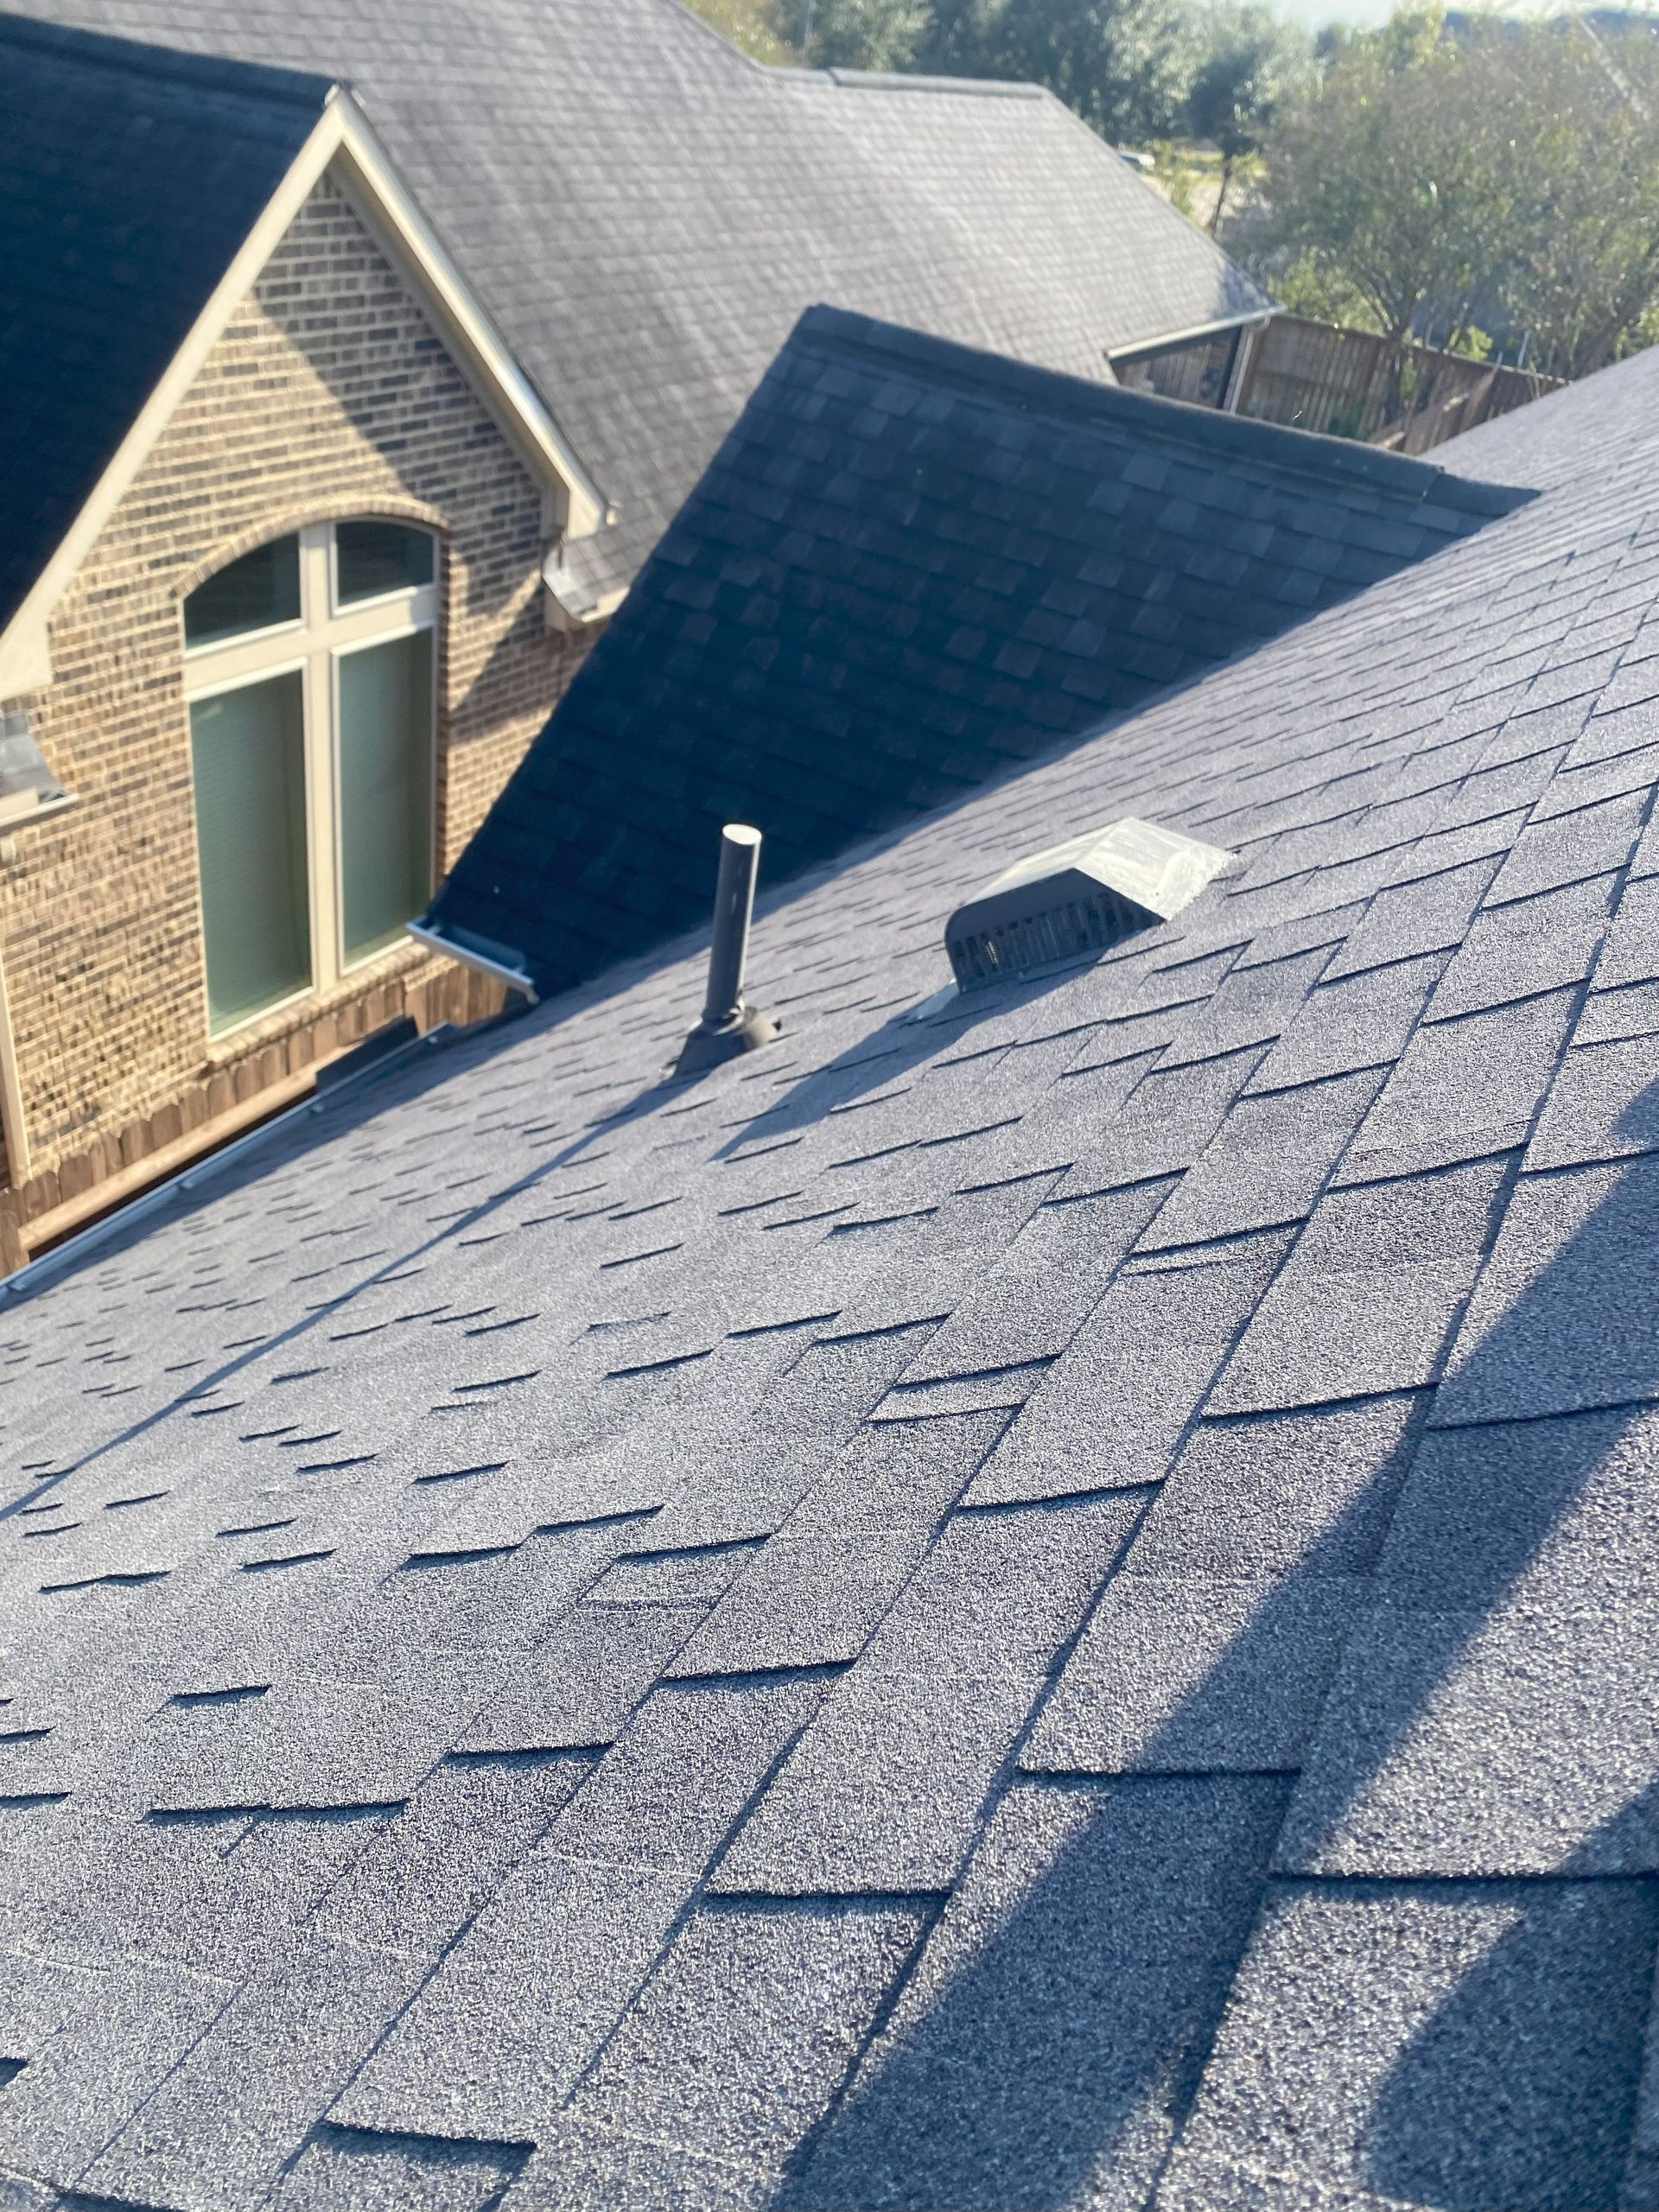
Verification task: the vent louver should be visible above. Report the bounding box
[944,817,1233,990]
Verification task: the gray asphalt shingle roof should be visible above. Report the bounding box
[7,339,1659,2208]
[10,0,1273,601]
[0,16,331,632]
[430,305,1529,995]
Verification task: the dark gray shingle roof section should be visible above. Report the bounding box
[10,0,1274,599]
[0,14,331,632]
[10,315,1659,2212]
[430,307,1529,995]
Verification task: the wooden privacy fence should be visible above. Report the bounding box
[1236,315,1561,454]
[1116,315,1561,456]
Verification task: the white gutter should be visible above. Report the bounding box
[1108,308,1274,363]
[406,918,539,1003]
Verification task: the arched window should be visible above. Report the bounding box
[181,520,438,1035]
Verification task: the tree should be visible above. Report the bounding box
[1241,9,1488,345]
[688,0,801,65]
[788,0,934,69]
[1241,8,1659,377]
[1468,22,1659,378]
[920,0,1194,145]
[1184,4,1312,232]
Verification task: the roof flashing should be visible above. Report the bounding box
[944,817,1234,989]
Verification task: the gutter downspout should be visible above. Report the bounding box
[1224,315,1269,414]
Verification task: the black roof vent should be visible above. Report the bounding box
[944,817,1233,989]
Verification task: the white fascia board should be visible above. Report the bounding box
[327,94,606,541]
[0,92,606,703]
[0,943,29,1189]
[1108,308,1275,364]
[0,102,344,702]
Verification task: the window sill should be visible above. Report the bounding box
[201,933,435,1067]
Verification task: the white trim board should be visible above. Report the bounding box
[1107,309,1274,365]
[406,918,539,1002]
[0,89,607,702]
[0,944,30,1189]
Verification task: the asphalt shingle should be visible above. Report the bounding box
[431,310,1529,995]
[11,302,1659,2212]
[15,0,1274,620]
[0,16,329,632]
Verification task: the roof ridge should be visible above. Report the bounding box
[817,67,1046,99]
[792,303,1539,517]
[0,10,336,109]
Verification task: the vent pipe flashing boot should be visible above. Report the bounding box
[674,823,779,1077]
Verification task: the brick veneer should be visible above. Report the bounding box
[0,170,592,1268]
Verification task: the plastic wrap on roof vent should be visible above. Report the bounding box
[944,817,1234,990]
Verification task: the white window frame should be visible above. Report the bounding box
[182,520,439,1038]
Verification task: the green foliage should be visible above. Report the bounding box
[1243,8,1659,377]
[686,0,801,63]
[785,0,932,67]
[1268,247,1386,333]
[1183,3,1312,227]
[1241,7,1478,344]
[1482,25,1659,378]
[1148,138,1200,221]
[921,0,1194,143]
[691,0,1289,162]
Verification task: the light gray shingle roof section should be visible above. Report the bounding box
[13,297,1659,2212]
[10,0,1273,595]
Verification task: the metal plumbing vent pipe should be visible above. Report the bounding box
[674,823,780,1076]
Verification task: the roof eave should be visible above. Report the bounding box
[543,550,629,630]
[1108,307,1277,364]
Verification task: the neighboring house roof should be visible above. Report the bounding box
[429,307,1530,995]
[6,334,1659,2209]
[10,0,1274,604]
[0,15,329,639]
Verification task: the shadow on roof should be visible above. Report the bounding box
[428,307,1535,1004]
[713,958,1103,1160]
[766,1078,1659,2211]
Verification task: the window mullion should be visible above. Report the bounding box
[311,586,440,656]
[304,639,340,996]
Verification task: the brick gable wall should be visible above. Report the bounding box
[0,171,593,1266]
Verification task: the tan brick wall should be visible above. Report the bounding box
[0,170,592,1249]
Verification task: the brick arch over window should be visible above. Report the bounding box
[171,498,448,606]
